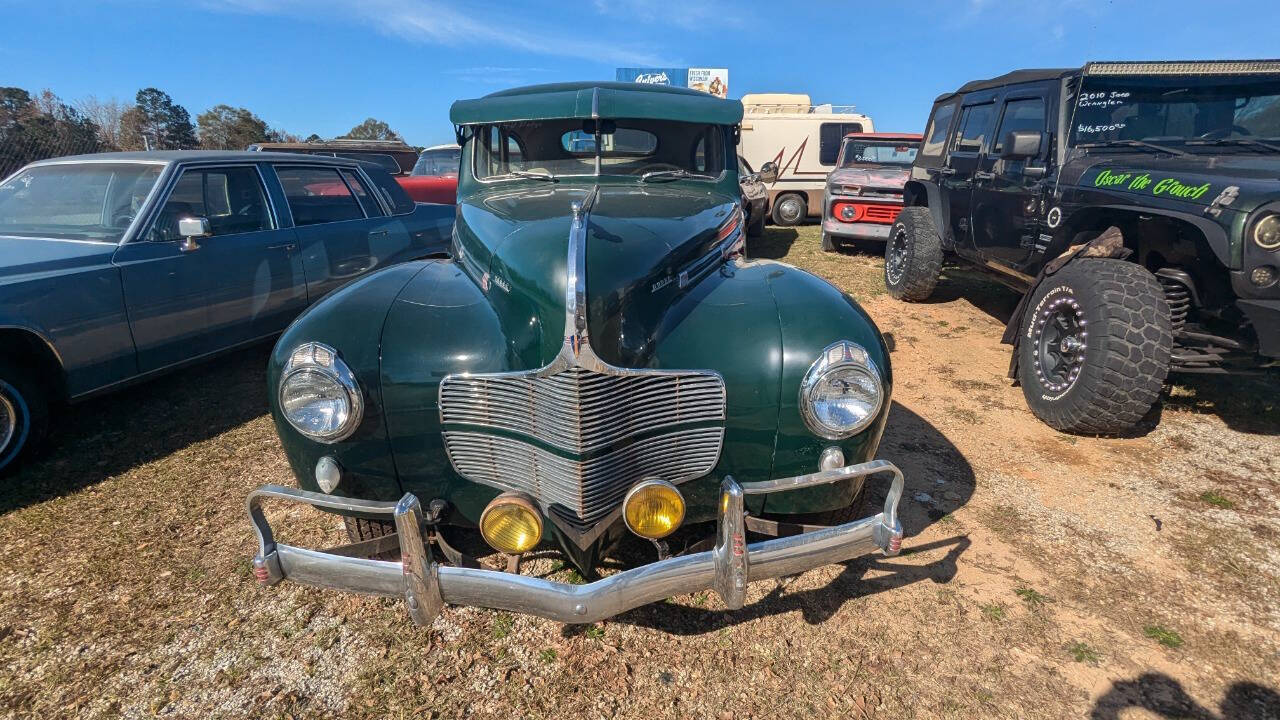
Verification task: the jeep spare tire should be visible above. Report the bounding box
[1016,258,1172,434]
[884,207,943,301]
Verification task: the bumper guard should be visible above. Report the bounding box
[248,459,905,624]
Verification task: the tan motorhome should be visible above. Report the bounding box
[738,93,874,225]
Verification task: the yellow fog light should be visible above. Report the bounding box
[479,493,543,554]
[623,479,686,539]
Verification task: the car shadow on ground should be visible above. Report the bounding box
[0,344,272,515]
[600,401,975,636]
[747,226,805,259]
[1090,673,1280,720]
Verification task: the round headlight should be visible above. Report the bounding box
[623,479,686,539]
[279,342,363,443]
[1255,214,1280,250]
[800,340,884,439]
[479,493,543,554]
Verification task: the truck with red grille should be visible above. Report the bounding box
[821,133,921,251]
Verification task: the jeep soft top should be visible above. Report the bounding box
[886,59,1280,434]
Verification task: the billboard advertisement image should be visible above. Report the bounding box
[687,68,728,98]
[616,67,728,97]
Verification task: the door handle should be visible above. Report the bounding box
[368,230,389,237]
[973,171,996,181]
[267,242,297,251]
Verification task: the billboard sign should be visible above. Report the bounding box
[616,68,729,98]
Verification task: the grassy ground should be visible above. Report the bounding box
[1,225,1278,719]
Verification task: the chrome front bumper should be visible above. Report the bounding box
[247,459,905,625]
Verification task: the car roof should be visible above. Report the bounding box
[421,144,461,152]
[450,81,743,126]
[934,68,1076,103]
[843,132,923,141]
[251,141,416,153]
[29,149,367,167]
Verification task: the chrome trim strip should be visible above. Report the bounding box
[247,459,907,625]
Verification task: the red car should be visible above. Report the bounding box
[821,132,922,250]
[398,143,460,205]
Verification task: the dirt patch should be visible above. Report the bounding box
[1,225,1278,719]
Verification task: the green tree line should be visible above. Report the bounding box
[1,86,407,178]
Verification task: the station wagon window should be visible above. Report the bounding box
[953,103,997,153]
[921,103,957,156]
[993,98,1046,154]
[340,170,385,217]
[149,166,272,242]
[819,122,865,165]
[473,119,723,180]
[275,166,365,226]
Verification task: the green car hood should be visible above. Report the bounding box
[1064,152,1280,213]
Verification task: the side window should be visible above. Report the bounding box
[150,166,271,241]
[921,103,957,157]
[953,103,997,153]
[992,97,1047,154]
[275,166,365,226]
[475,125,525,178]
[819,122,864,165]
[341,170,385,217]
[691,125,724,174]
[362,165,417,214]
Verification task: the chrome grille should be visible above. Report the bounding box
[442,427,724,528]
[440,367,725,453]
[439,366,726,528]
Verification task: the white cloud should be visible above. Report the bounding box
[591,0,743,30]
[205,0,674,65]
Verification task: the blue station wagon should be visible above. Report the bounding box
[0,151,454,472]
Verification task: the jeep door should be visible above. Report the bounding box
[943,93,1000,254]
[970,85,1052,269]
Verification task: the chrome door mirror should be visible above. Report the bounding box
[757,161,779,184]
[177,216,210,252]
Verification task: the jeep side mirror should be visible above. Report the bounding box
[757,161,779,184]
[1000,131,1042,160]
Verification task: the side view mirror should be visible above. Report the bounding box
[756,161,779,184]
[177,216,210,252]
[1000,131,1042,160]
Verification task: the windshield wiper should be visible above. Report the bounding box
[1185,137,1280,153]
[640,168,692,182]
[508,169,557,182]
[1076,139,1190,157]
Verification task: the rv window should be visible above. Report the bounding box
[819,122,864,165]
[921,103,957,156]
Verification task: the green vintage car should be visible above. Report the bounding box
[247,82,907,625]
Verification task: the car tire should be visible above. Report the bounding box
[1016,258,1172,435]
[746,207,765,238]
[343,516,400,560]
[0,361,49,476]
[821,231,837,252]
[884,207,943,302]
[771,193,806,226]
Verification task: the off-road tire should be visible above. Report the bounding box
[821,231,837,252]
[771,193,806,226]
[0,361,49,476]
[884,207,943,301]
[746,207,765,237]
[1016,258,1172,435]
[343,516,400,560]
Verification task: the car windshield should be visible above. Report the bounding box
[473,118,725,181]
[0,162,164,242]
[839,140,918,167]
[1070,75,1280,148]
[413,148,461,176]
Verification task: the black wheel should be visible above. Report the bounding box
[1017,258,1172,434]
[343,516,400,560]
[0,361,49,476]
[771,193,806,226]
[821,231,837,252]
[884,207,943,301]
[746,207,765,237]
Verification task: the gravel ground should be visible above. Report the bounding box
[1,225,1277,720]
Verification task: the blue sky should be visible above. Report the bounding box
[3,0,1279,147]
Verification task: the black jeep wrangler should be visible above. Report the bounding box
[888,60,1280,434]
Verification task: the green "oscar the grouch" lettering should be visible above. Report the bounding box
[1093,170,1211,201]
